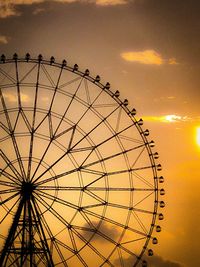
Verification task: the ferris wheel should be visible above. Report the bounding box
[0,53,165,267]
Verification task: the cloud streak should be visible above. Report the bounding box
[95,0,128,6]
[142,114,198,123]
[0,0,129,18]
[121,50,164,65]
[121,50,178,65]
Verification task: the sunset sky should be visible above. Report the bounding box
[0,0,200,266]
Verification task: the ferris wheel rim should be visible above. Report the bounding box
[0,53,164,267]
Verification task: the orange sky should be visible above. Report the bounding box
[0,1,200,266]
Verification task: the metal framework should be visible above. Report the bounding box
[0,53,164,266]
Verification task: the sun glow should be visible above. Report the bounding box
[143,114,184,123]
[164,115,182,122]
[197,127,200,147]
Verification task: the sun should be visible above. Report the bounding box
[197,127,200,147]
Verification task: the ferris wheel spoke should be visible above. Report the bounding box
[58,76,82,89]
[84,79,91,105]
[35,168,78,186]
[15,60,22,109]
[0,191,20,206]
[51,240,70,267]
[106,202,154,215]
[33,201,69,267]
[36,185,135,192]
[67,229,87,267]
[0,66,16,84]
[0,180,19,188]
[133,172,154,188]
[0,149,22,181]
[85,173,106,188]
[26,60,41,180]
[130,147,145,169]
[133,191,154,208]
[107,165,153,176]
[69,89,104,127]
[0,188,19,195]
[33,192,107,264]
[30,198,54,266]
[42,64,63,110]
[54,237,77,258]
[69,103,120,153]
[41,64,56,87]
[34,162,153,188]
[34,194,71,228]
[70,108,132,153]
[83,208,148,239]
[83,189,107,205]
[0,121,10,135]
[32,97,120,184]
[69,227,114,266]
[20,109,32,132]
[132,211,148,234]
[34,143,148,187]
[19,62,37,83]
[31,77,84,183]
[35,189,79,211]
[66,121,143,172]
[116,246,125,267]
[0,195,21,224]
[85,187,154,192]
[105,203,150,234]
[0,90,26,179]
[0,169,21,185]
[0,101,25,181]
[80,143,146,170]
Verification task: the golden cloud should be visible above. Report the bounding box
[168,57,179,65]
[3,92,30,103]
[0,0,128,18]
[121,50,164,65]
[0,35,8,44]
[0,0,44,18]
[121,50,179,66]
[0,3,18,18]
[95,0,127,5]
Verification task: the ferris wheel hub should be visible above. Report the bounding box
[20,181,36,198]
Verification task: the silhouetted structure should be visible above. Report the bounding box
[0,54,164,266]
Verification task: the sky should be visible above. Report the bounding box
[0,0,200,266]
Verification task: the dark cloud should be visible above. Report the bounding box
[144,255,184,267]
[115,254,184,267]
[80,220,119,242]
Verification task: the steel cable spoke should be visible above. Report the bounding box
[0,89,26,180]
[0,149,22,181]
[34,142,149,187]
[35,189,80,211]
[26,60,41,180]
[31,76,84,182]
[0,191,20,206]
[0,195,21,224]
[32,99,121,184]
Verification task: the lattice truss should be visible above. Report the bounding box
[0,55,165,267]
